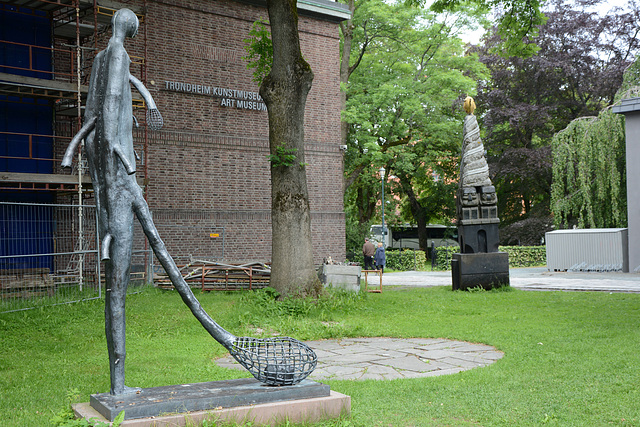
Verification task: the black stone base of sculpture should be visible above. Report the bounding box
[458,223,500,254]
[90,378,330,421]
[451,252,510,291]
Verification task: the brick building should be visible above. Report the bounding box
[0,0,349,273]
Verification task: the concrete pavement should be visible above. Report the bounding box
[380,267,640,293]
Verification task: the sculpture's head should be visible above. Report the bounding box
[463,96,476,115]
[112,8,139,39]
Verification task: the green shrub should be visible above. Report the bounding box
[385,250,429,271]
[422,246,547,271]
[501,245,547,267]
[435,246,459,270]
[239,286,367,319]
[51,390,122,427]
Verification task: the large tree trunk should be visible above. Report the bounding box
[399,174,429,252]
[260,0,318,297]
[356,185,376,225]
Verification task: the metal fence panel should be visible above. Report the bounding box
[0,202,151,313]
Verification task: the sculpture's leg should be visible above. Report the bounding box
[104,207,138,395]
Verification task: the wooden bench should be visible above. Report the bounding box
[363,269,383,293]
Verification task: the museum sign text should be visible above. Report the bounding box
[164,80,267,111]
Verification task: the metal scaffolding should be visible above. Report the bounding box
[0,0,152,309]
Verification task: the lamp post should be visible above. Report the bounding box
[379,166,386,247]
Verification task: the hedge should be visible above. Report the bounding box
[361,246,546,271]
[501,245,547,267]
[433,246,547,270]
[385,250,429,271]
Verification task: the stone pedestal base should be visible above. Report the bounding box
[85,378,333,422]
[451,252,510,291]
[319,264,361,292]
[458,223,500,254]
[74,389,350,427]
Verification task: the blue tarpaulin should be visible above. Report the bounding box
[0,5,54,270]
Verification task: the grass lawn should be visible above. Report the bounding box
[1,285,639,426]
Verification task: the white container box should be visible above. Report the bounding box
[545,228,629,272]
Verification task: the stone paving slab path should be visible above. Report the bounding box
[381,267,640,293]
[216,337,503,381]
[217,268,638,382]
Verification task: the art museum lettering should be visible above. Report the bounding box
[164,80,267,111]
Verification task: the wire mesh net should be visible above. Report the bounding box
[146,108,163,130]
[230,336,317,386]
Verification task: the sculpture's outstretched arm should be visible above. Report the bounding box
[61,117,97,168]
[129,74,163,130]
[129,74,156,109]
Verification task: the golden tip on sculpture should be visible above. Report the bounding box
[463,96,476,115]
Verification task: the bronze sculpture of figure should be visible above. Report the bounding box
[63,8,315,396]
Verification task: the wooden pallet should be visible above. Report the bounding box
[155,260,270,291]
[0,268,55,299]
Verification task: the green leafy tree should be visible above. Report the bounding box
[551,110,626,229]
[342,0,489,251]
[550,57,640,229]
[426,0,545,57]
[475,0,640,243]
[244,19,273,83]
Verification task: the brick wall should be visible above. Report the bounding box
[140,0,345,264]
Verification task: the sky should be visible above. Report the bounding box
[461,0,634,44]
